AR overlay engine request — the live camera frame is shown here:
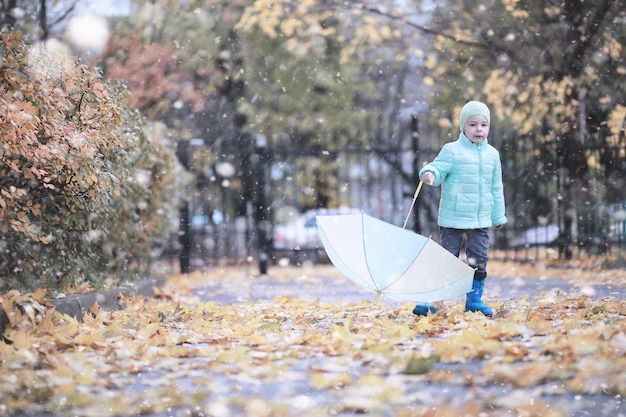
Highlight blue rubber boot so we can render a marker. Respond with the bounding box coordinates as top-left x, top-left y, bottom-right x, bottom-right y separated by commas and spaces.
412, 303, 436, 316
464, 279, 493, 316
